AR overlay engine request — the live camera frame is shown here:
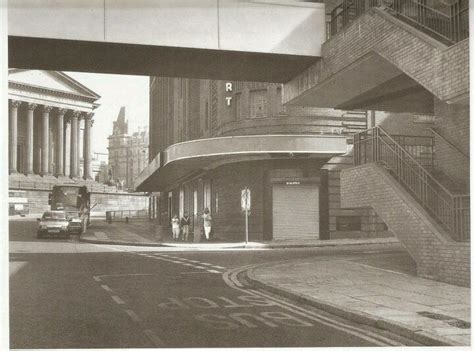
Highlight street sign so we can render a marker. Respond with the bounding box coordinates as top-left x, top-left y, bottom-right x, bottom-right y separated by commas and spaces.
241, 187, 251, 245
241, 188, 251, 212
